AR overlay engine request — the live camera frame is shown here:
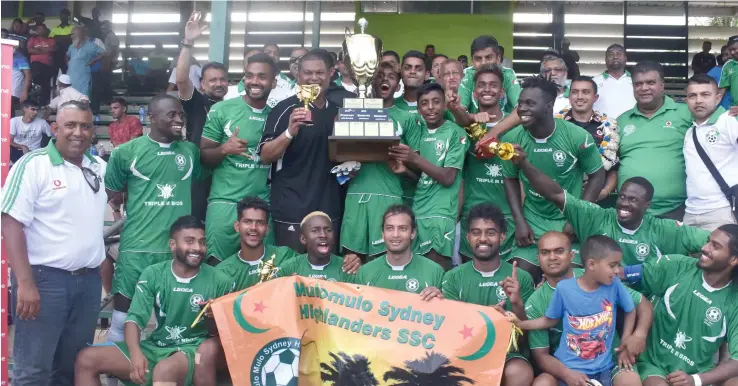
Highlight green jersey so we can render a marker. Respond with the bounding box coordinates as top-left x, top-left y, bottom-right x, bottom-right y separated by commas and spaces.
413, 121, 469, 220
127, 261, 234, 348
348, 107, 421, 197
216, 245, 298, 291
276, 254, 356, 283
502, 120, 603, 221
201, 97, 271, 202
562, 192, 709, 266
459, 66, 521, 114
719, 59, 738, 106
637, 254, 738, 375
616, 97, 692, 215
393, 97, 418, 116
462, 122, 511, 217
442, 260, 535, 309
356, 254, 444, 293
525, 268, 642, 353
105, 136, 203, 252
